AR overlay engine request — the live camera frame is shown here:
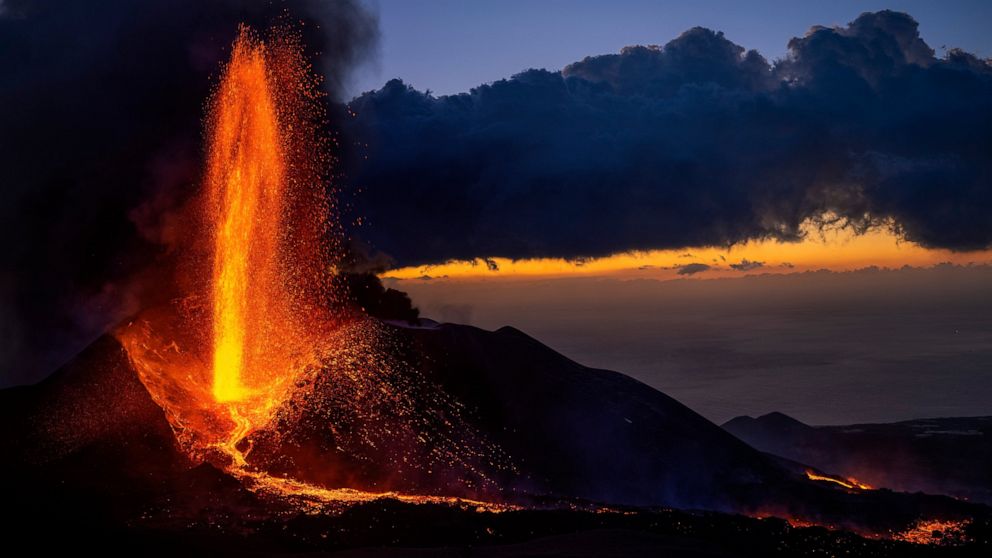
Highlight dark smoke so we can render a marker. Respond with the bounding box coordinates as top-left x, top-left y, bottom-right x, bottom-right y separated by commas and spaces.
341, 11, 992, 267
0, 0, 377, 386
